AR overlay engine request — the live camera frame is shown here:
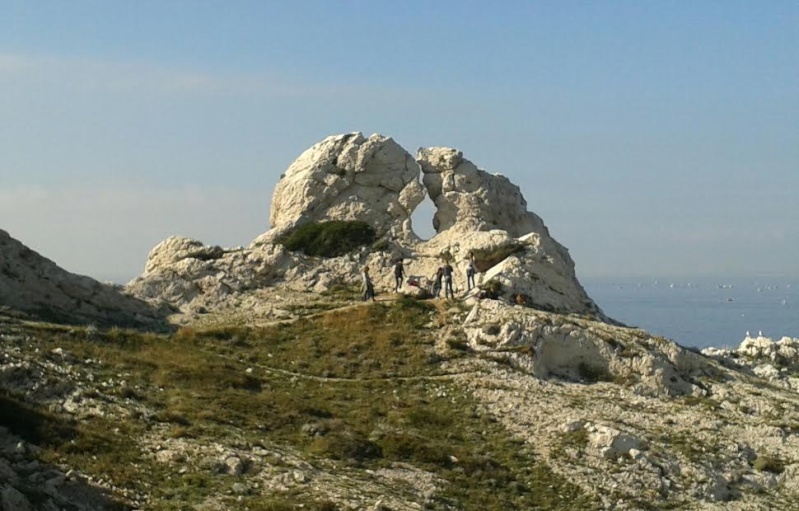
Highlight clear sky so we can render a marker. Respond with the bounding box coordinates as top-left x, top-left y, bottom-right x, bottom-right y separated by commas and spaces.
1, 1, 797, 283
